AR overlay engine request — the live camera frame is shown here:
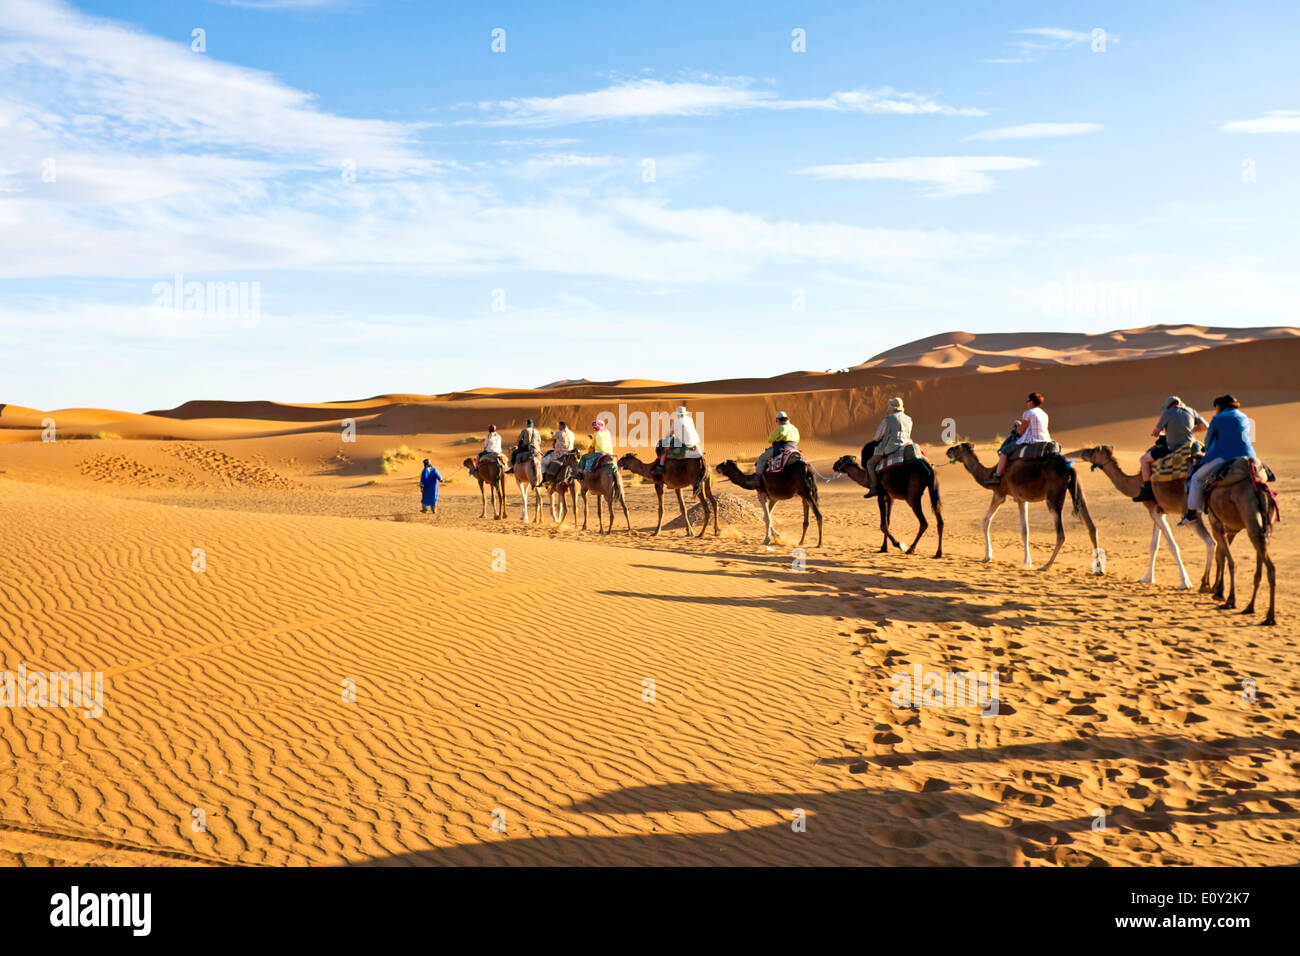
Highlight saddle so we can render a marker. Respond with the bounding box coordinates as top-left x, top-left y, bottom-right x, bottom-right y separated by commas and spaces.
767, 447, 801, 473
662, 444, 701, 461
583, 452, 614, 473
1010, 440, 1060, 461
874, 443, 926, 473
1202, 457, 1255, 491
1153, 440, 1201, 483
1203, 458, 1282, 522
510, 445, 536, 467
